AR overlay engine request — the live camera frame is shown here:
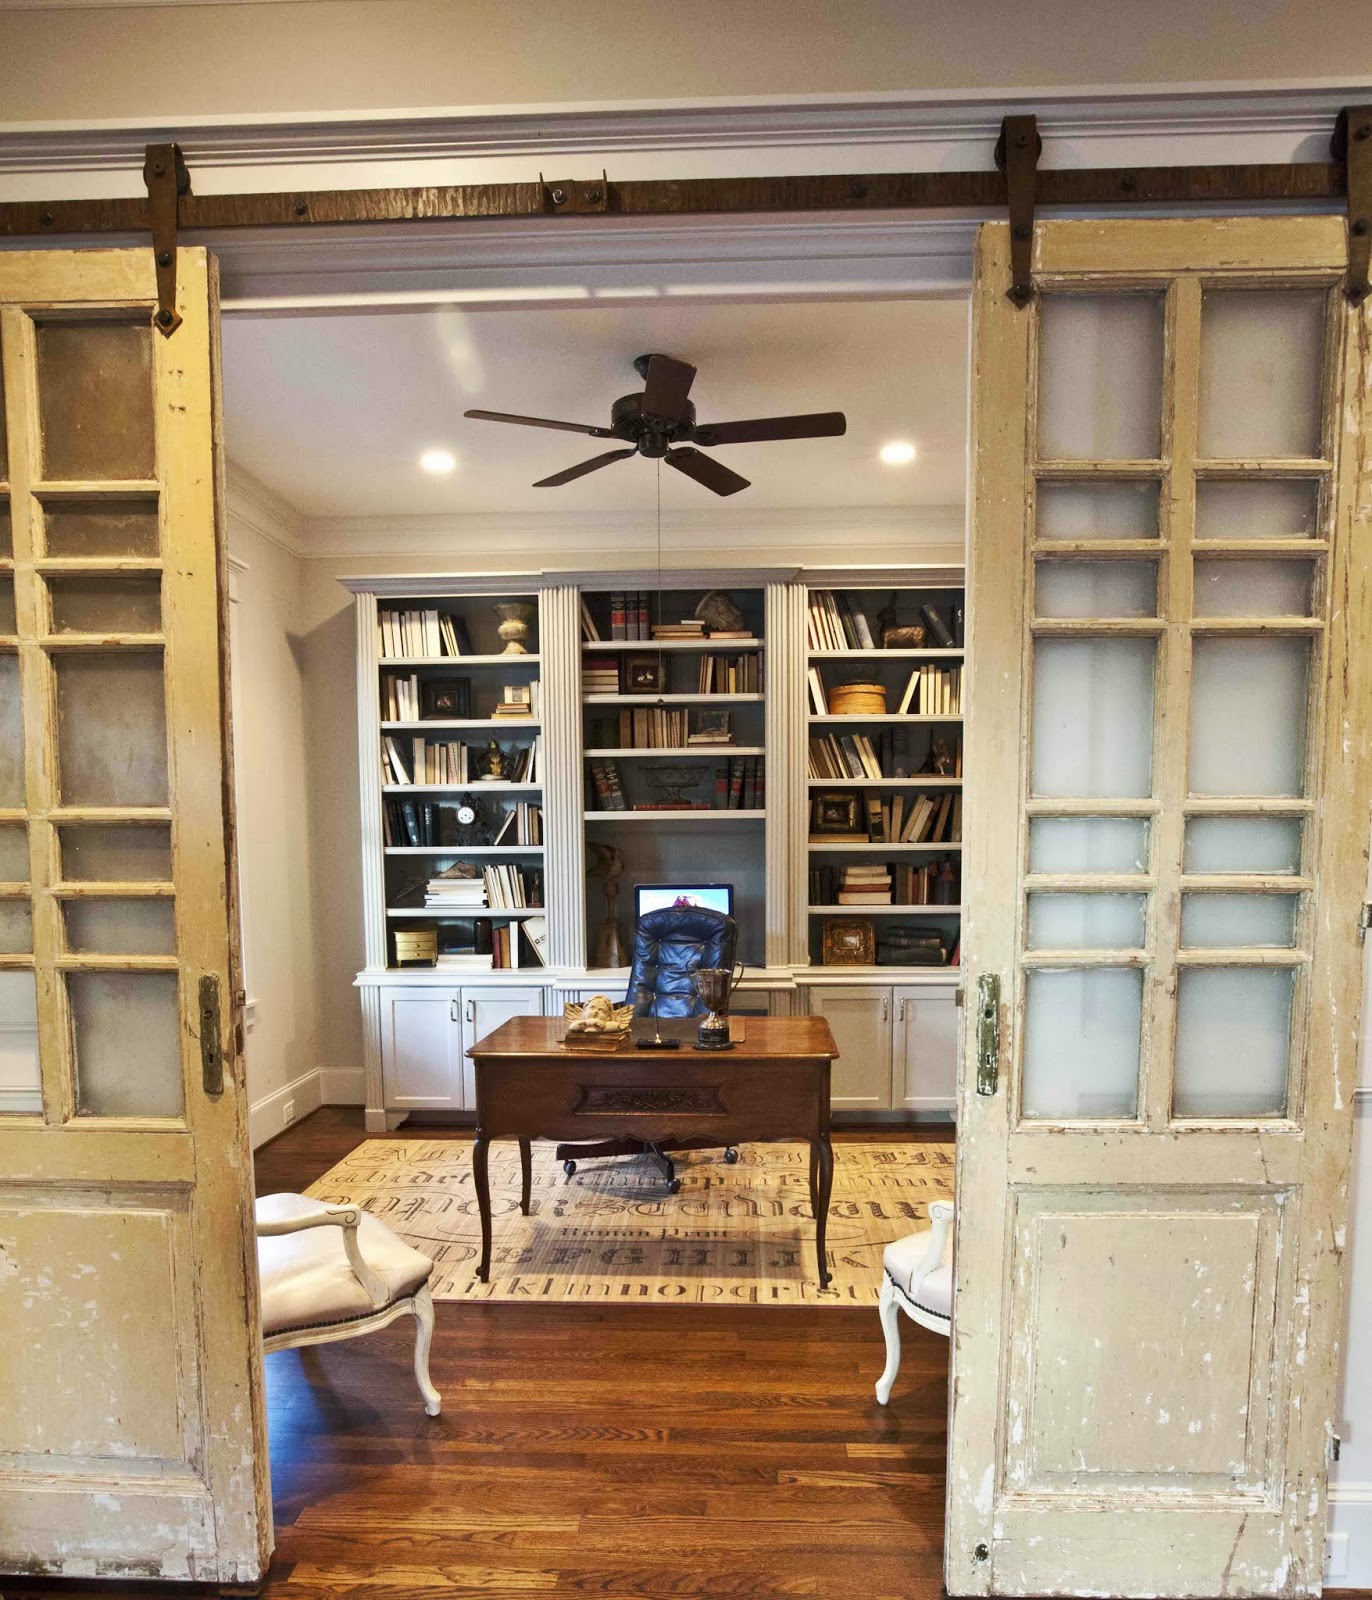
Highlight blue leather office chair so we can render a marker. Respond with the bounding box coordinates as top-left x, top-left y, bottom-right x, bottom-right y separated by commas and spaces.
556, 906, 739, 1192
